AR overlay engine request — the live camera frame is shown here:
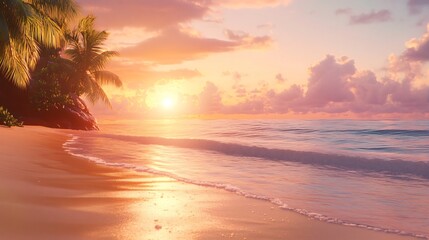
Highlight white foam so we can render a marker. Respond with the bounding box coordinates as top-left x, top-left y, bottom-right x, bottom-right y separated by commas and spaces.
62, 134, 428, 240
